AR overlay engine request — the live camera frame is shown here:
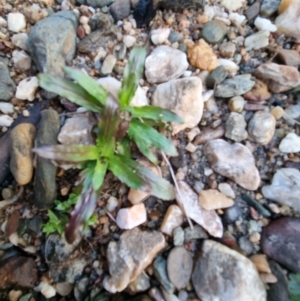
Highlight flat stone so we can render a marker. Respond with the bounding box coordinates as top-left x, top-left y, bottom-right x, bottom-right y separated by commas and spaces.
218, 183, 235, 198
254, 16, 277, 32
220, 0, 246, 11
249, 112, 276, 146
34, 110, 60, 209
173, 227, 184, 246
192, 240, 266, 301
184, 225, 208, 243
187, 39, 219, 72
26, 11, 78, 75
201, 20, 227, 44
199, 189, 234, 210
193, 125, 225, 145
245, 1, 260, 20
261, 217, 300, 273
110, 0, 130, 21
152, 77, 203, 134
0, 57, 16, 101
206, 66, 228, 89
151, 28, 171, 45
0, 102, 14, 114
15, 77, 39, 101
11, 33, 28, 50
7, 13, 26, 32
204, 139, 260, 190
10, 124, 36, 185
176, 181, 223, 238
244, 31, 270, 51
276, 49, 300, 67
167, 247, 193, 290
145, 45, 188, 84
261, 0, 281, 16
249, 254, 271, 274
101, 54, 116, 75
215, 74, 255, 98
262, 168, 300, 212
225, 112, 248, 142
254, 62, 300, 93
160, 204, 184, 236
103, 228, 165, 293
243, 79, 271, 102
279, 132, 300, 153
219, 42, 236, 58
12, 50, 31, 71
0, 257, 38, 289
